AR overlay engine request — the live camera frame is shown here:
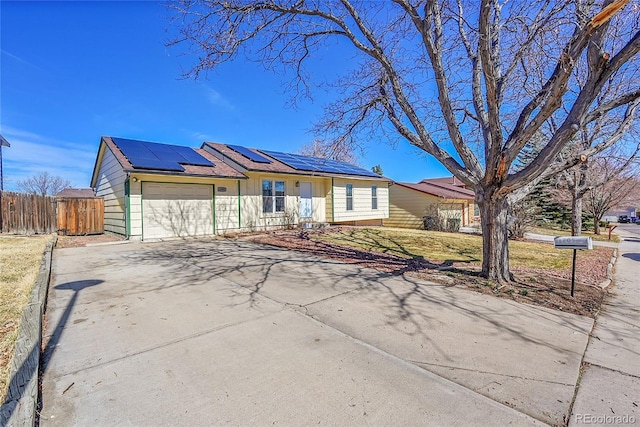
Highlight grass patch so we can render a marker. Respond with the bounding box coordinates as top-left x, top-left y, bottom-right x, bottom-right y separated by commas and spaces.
253, 226, 610, 317
312, 227, 573, 269
0, 235, 53, 402
530, 226, 620, 243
